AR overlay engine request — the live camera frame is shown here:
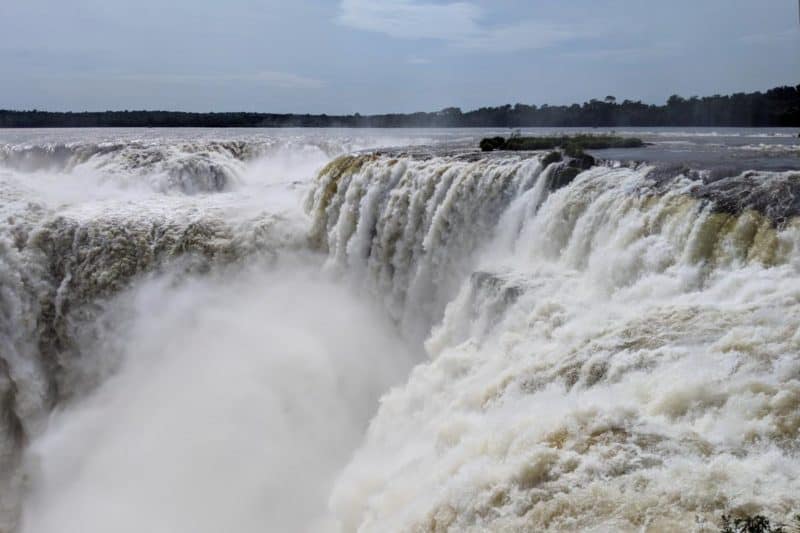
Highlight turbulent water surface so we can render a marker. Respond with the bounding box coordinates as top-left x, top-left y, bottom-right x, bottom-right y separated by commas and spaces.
0, 127, 799, 532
